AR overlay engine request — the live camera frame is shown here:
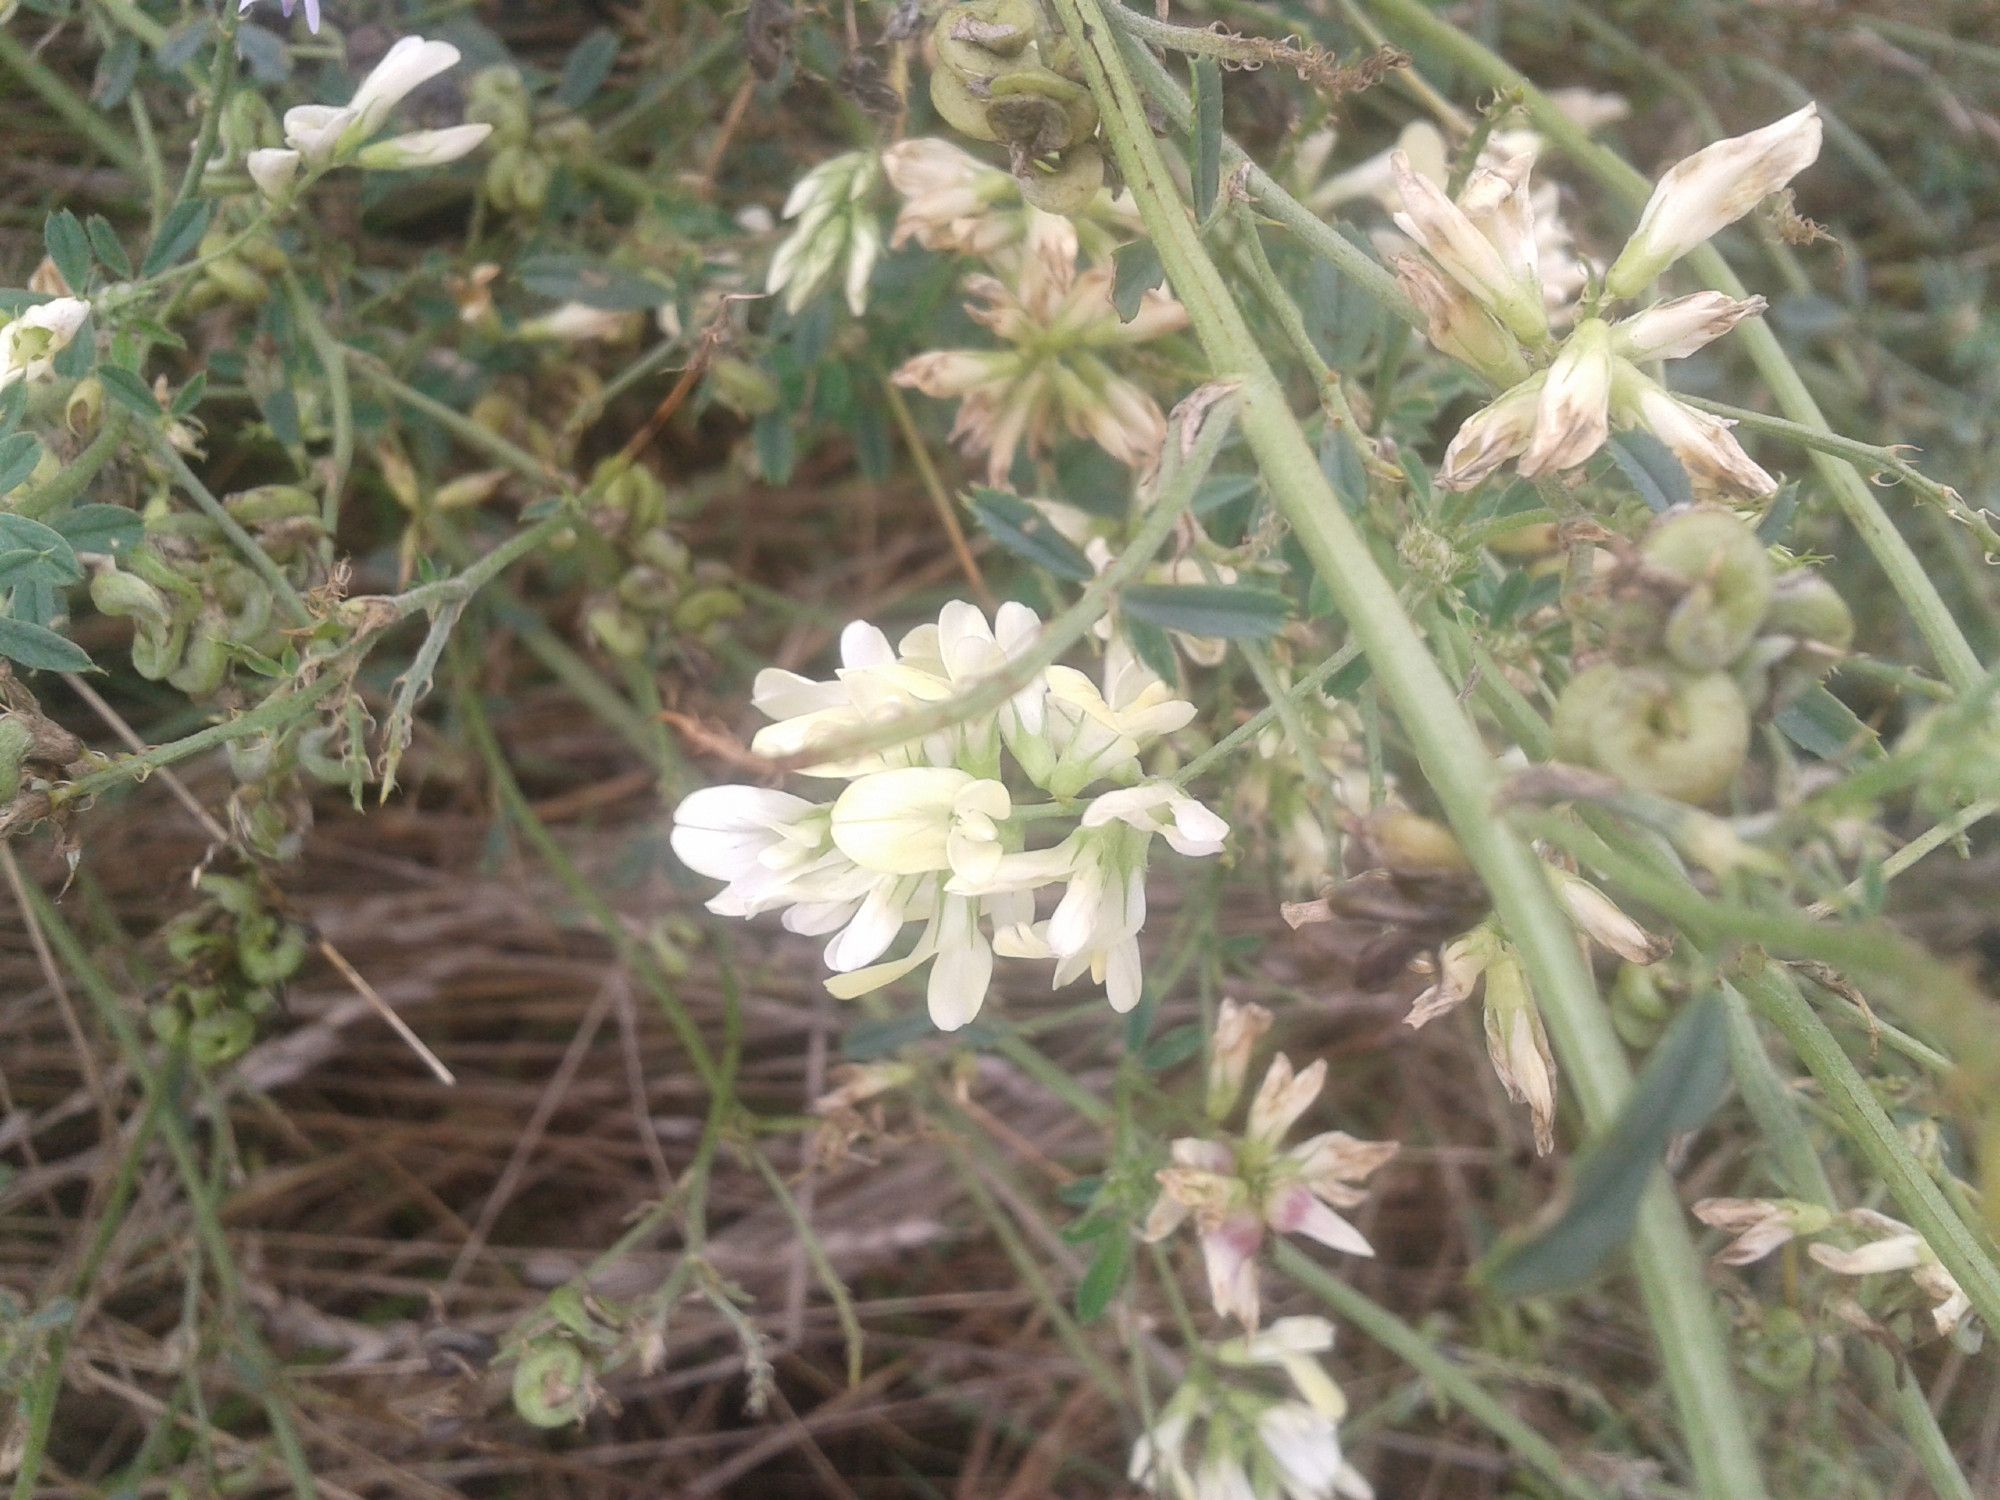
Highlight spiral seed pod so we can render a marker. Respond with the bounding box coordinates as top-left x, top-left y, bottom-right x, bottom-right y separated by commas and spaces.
1763, 570, 1854, 656
671, 585, 747, 637
512, 1338, 593, 1428
239, 917, 308, 986
1018, 140, 1104, 213
1641, 509, 1773, 670
1609, 961, 1672, 1048
168, 616, 231, 697
90, 564, 174, 631
188, 1008, 257, 1067
226, 484, 319, 526
1558, 663, 1751, 806
587, 602, 650, 661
